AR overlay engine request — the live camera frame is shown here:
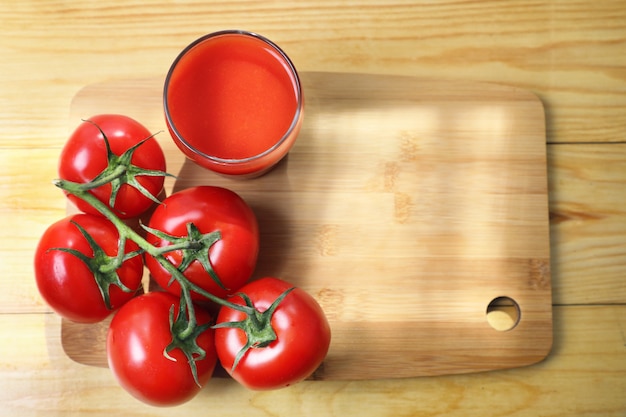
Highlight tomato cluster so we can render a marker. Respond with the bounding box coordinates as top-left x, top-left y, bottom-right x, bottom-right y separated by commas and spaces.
34, 115, 331, 407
